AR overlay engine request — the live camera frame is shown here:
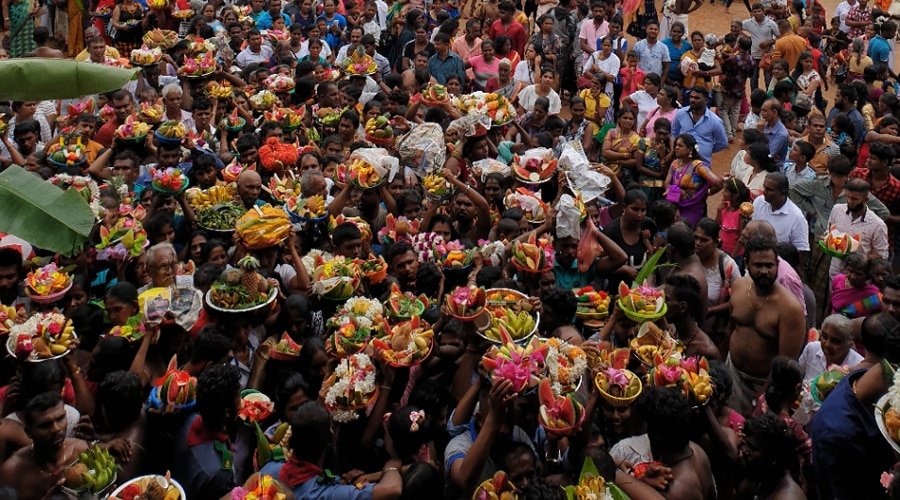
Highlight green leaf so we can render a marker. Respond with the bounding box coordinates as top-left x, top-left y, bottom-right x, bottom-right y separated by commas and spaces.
0, 59, 139, 101
0, 166, 95, 256
634, 245, 667, 287
579, 456, 600, 484
609, 484, 631, 500
254, 422, 272, 467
